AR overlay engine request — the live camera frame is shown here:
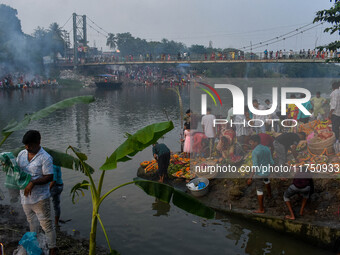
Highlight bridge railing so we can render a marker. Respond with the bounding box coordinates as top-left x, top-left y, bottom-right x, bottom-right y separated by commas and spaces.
58, 50, 336, 65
